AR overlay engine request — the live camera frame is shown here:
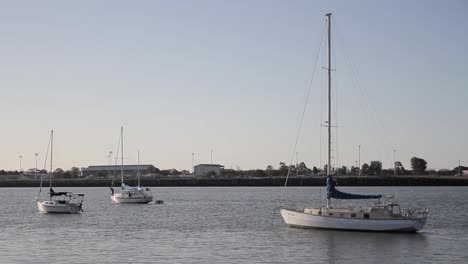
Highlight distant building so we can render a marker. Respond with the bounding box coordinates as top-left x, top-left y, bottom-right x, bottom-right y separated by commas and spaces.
82, 164, 158, 177
463, 170, 468, 176
194, 164, 224, 176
